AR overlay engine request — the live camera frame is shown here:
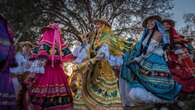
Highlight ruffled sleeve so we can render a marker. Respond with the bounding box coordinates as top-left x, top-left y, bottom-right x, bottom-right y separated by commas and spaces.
61, 46, 75, 62
31, 44, 74, 62
28, 60, 45, 74
9, 52, 28, 74
73, 45, 89, 64
97, 44, 123, 66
